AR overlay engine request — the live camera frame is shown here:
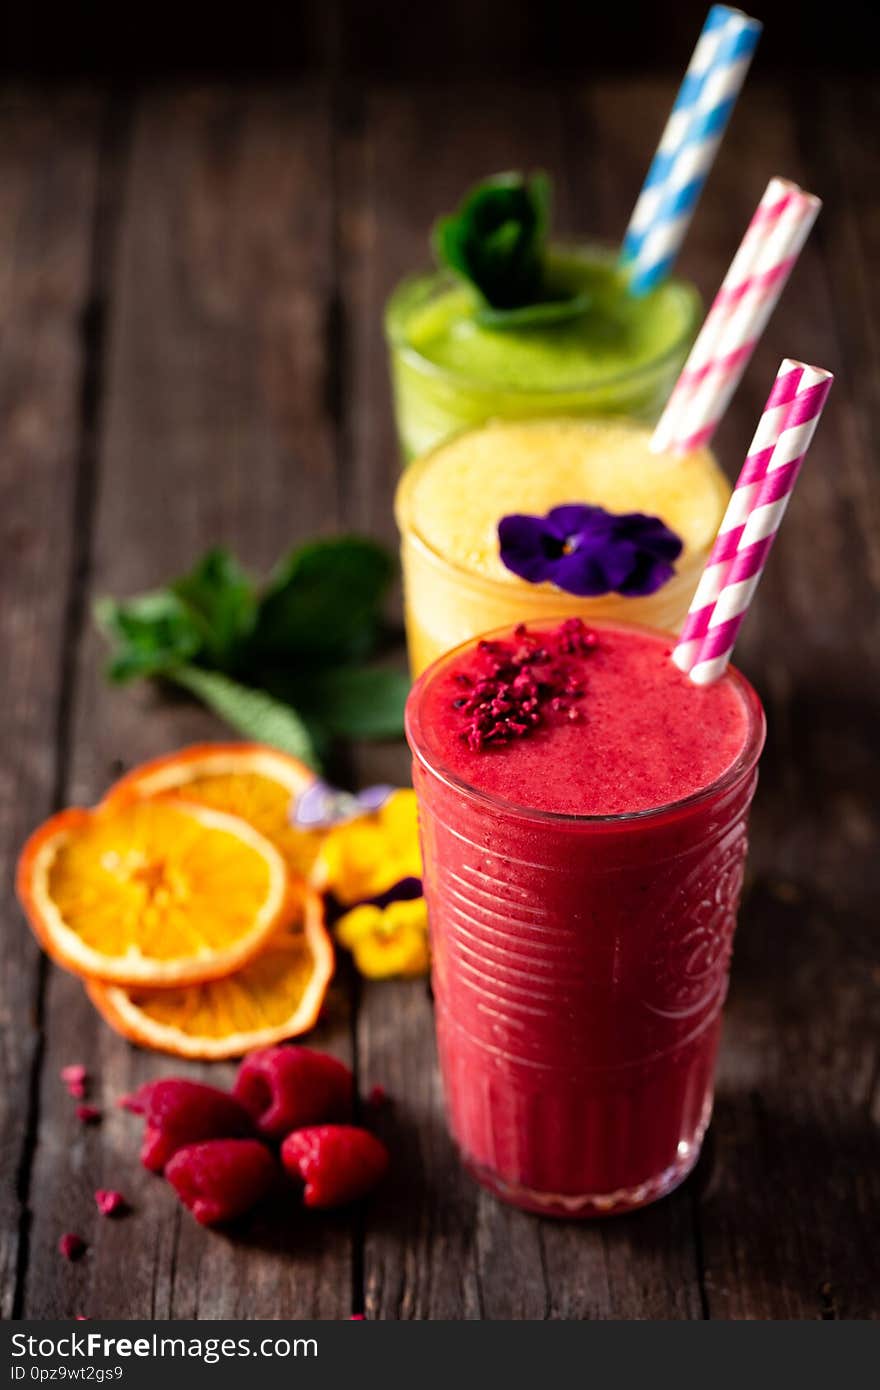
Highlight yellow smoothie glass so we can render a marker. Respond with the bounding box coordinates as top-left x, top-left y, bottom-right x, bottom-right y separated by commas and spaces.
395, 418, 730, 676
